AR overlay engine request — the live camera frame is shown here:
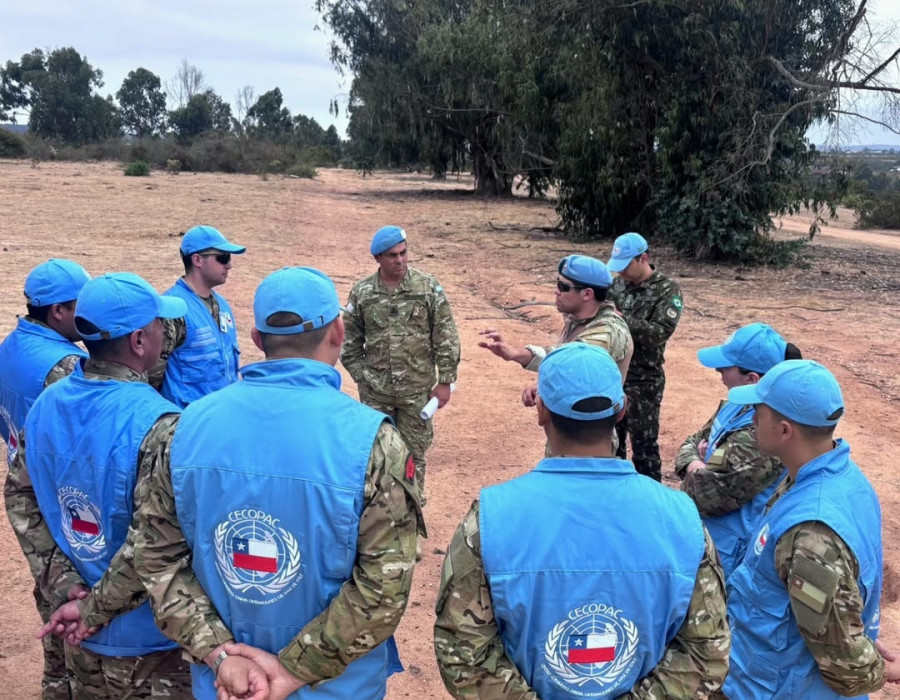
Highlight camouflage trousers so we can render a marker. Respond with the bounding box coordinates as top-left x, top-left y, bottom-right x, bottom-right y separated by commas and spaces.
34, 582, 71, 700
64, 646, 191, 700
358, 384, 433, 496
615, 375, 665, 481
